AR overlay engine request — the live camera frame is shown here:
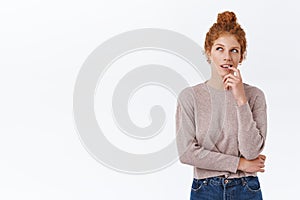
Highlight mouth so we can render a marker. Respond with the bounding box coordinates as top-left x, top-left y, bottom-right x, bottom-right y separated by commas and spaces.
220, 64, 233, 69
